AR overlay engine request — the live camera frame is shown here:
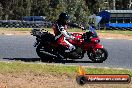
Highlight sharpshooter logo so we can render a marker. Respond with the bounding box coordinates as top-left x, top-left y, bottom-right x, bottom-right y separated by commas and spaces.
76, 66, 131, 85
